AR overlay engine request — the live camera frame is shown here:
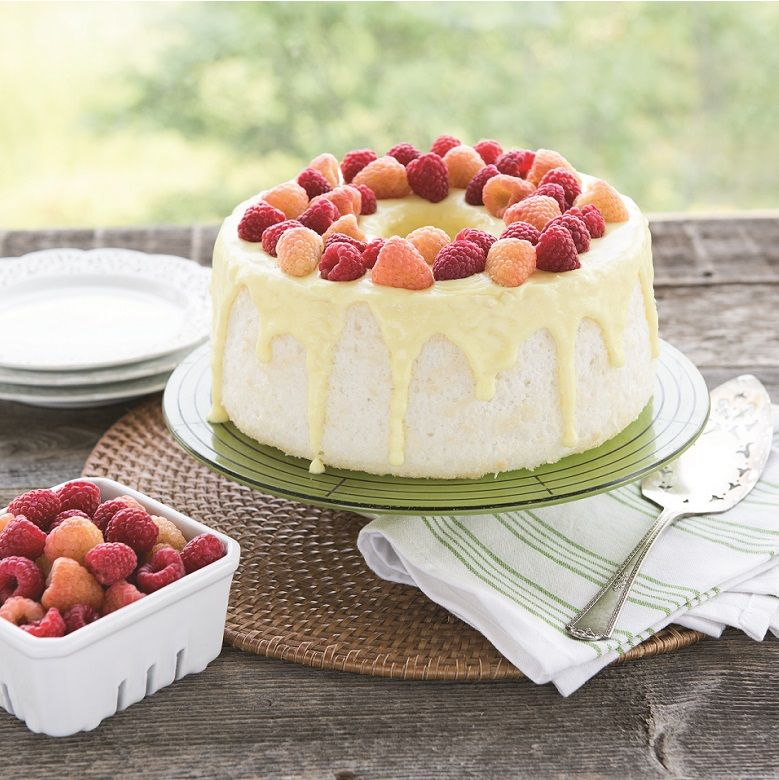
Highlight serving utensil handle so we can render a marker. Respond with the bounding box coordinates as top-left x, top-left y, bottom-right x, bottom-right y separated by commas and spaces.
565, 507, 681, 641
